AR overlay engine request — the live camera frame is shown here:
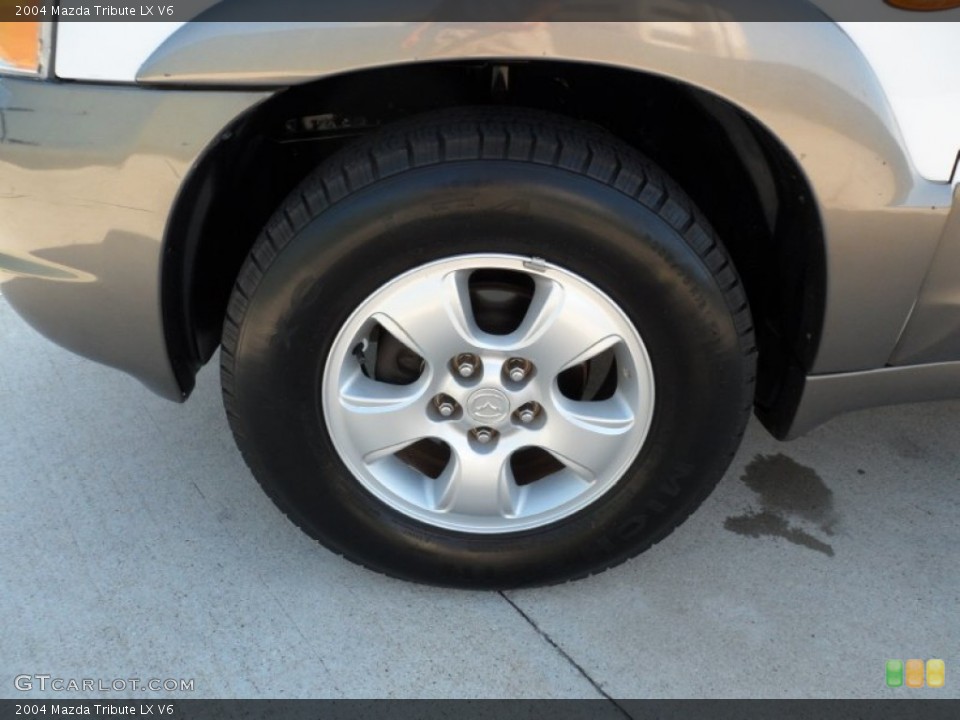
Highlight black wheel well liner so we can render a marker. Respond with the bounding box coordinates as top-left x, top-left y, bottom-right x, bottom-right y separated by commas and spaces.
160, 59, 824, 435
